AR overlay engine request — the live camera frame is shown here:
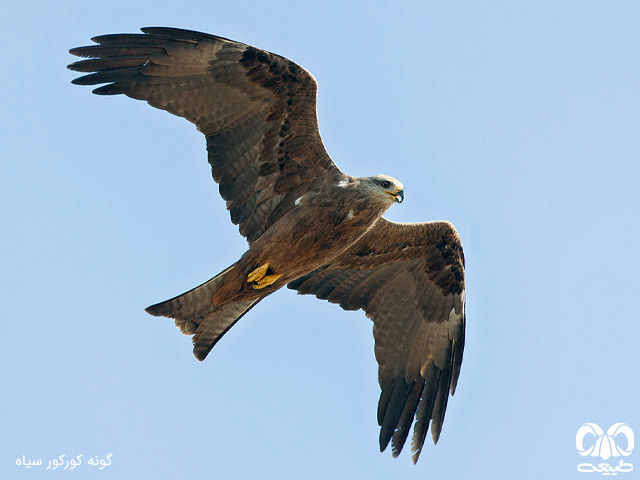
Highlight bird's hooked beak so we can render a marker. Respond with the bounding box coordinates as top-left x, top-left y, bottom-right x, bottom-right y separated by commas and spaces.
385, 188, 404, 203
